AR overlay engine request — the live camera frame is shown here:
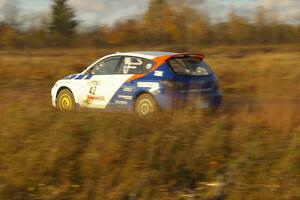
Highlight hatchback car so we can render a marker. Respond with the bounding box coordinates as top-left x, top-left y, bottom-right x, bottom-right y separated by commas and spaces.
51, 51, 222, 117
